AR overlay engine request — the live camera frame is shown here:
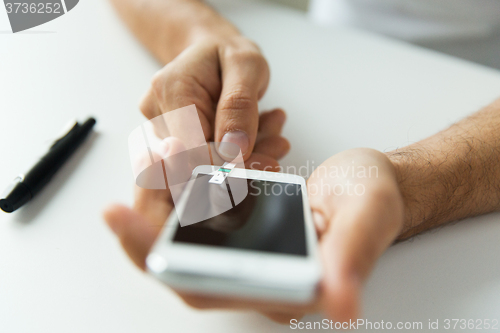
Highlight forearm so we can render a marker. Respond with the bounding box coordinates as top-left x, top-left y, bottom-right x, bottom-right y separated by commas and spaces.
109, 0, 240, 64
387, 98, 500, 240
